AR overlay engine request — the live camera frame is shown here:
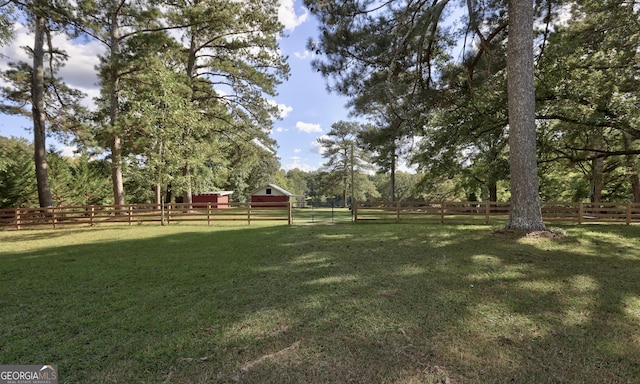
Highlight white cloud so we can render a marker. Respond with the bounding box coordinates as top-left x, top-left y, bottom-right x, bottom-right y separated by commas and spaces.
294, 50, 314, 60
296, 121, 322, 133
59, 145, 79, 158
282, 156, 318, 172
310, 137, 327, 155
294, 148, 301, 153
0, 23, 104, 110
275, 126, 288, 133
279, 0, 309, 31
269, 100, 293, 118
